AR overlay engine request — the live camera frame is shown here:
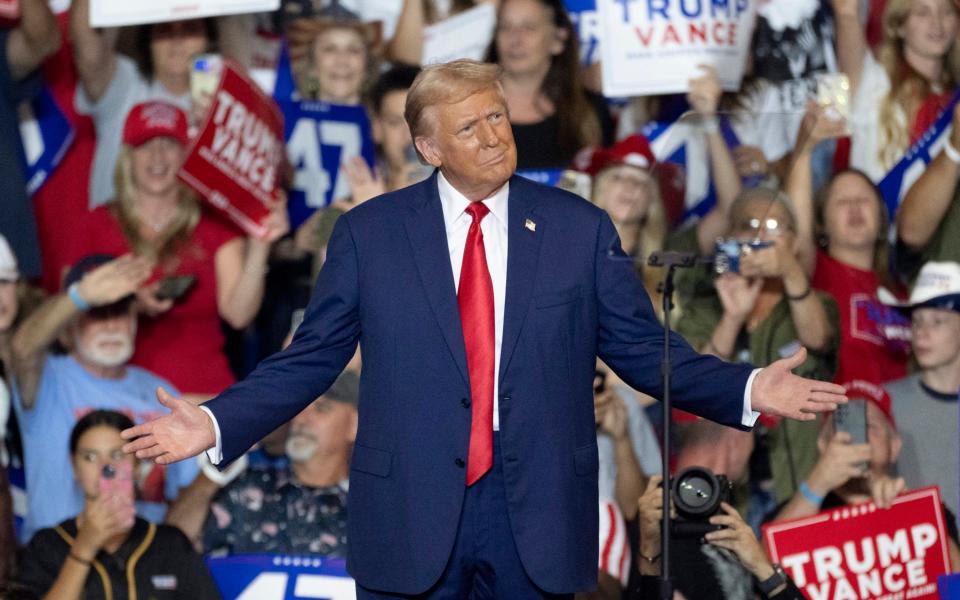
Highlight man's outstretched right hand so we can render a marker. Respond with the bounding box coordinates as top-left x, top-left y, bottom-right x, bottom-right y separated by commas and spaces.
121, 388, 216, 465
